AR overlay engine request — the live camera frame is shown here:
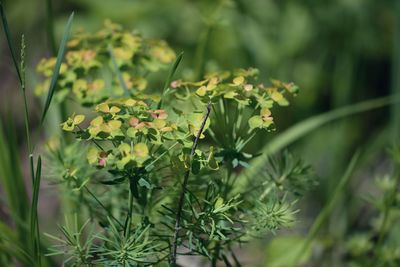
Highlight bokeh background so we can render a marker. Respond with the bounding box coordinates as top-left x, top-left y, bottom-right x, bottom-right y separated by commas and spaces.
1, 0, 399, 266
